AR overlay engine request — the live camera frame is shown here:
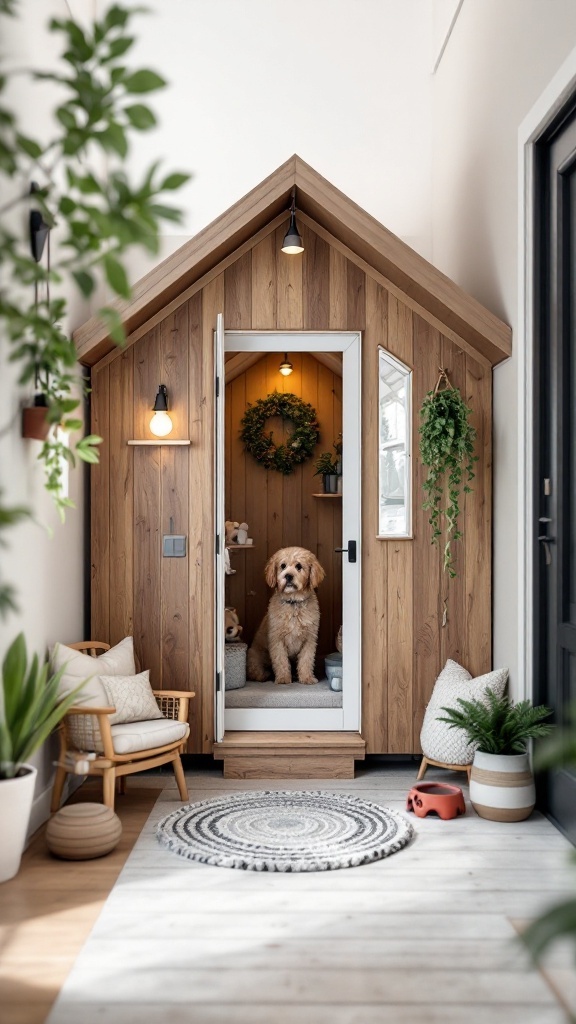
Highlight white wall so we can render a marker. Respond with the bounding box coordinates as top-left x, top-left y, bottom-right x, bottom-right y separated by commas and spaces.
431, 0, 576, 698
113, 0, 435, 280
0, 0, 93, 830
